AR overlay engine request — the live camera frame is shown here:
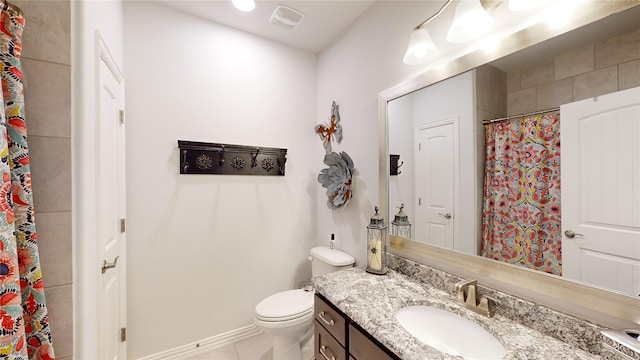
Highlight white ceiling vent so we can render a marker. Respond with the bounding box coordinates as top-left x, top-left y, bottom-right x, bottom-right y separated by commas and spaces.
269, 4, 304, 29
